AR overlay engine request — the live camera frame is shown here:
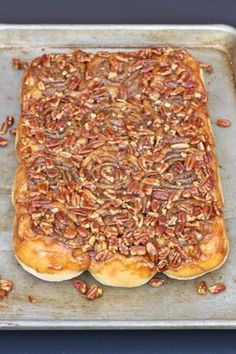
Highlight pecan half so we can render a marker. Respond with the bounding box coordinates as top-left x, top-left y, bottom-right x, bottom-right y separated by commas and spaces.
146, 242, 158, 262
86, 284, 103, 300
28, 294, 37, 303
12, 58, 28, 70
197, 280, 207, 295
216, 119, 231, 128
130, 245, 146, 256
72, 278, 87, 294
208, 282, 226, 295
0, 121, 8, 135
10, 128, 16, 136
6, 115, 14, 128
0, 289, 7, 299
200, 63, 213, 74
0, 137, 8, 146
0, 279, 13, 299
